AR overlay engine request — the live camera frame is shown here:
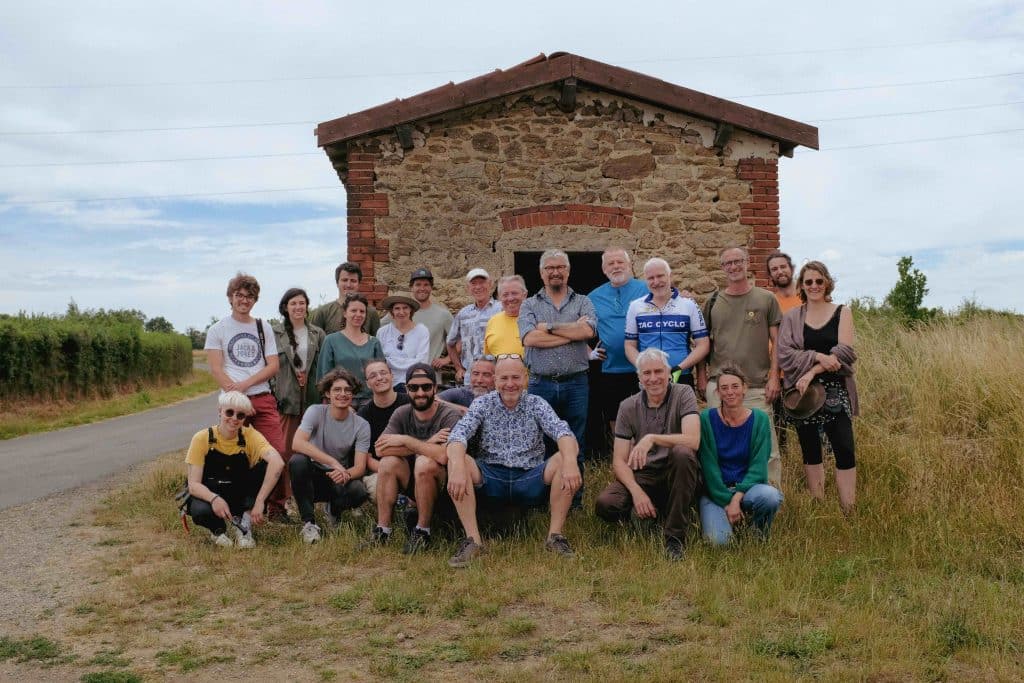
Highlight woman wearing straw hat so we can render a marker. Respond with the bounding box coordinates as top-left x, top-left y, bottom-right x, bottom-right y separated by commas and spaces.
777, 261, 859, 514
377, 292, 431, 392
